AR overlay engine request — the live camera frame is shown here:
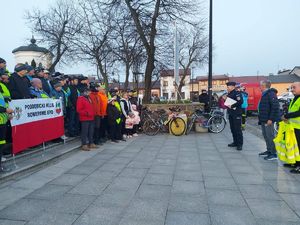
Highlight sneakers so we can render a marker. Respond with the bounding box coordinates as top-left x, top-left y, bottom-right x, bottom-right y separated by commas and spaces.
264, 154, 278, 161
283, 164, 296, 168
228, 143, 237, 147
123, 135, 127, 139
111, 140, 119, 143
133, 133, 138, 137
81, 145, 90, 151
259, 151, 270, 156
